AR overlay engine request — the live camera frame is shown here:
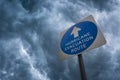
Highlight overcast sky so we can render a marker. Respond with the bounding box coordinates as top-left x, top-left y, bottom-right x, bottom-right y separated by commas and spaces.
0, 0, 120, 80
